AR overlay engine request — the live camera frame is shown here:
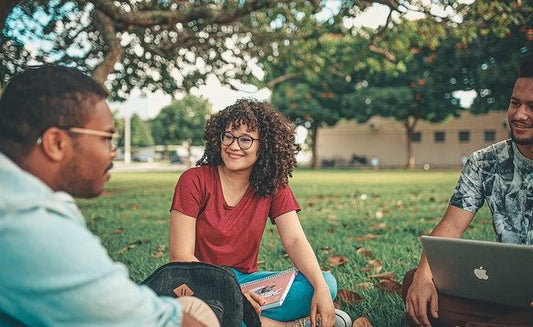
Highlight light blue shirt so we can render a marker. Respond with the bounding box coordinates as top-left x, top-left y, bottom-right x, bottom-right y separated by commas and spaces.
0, 152, 183, 326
